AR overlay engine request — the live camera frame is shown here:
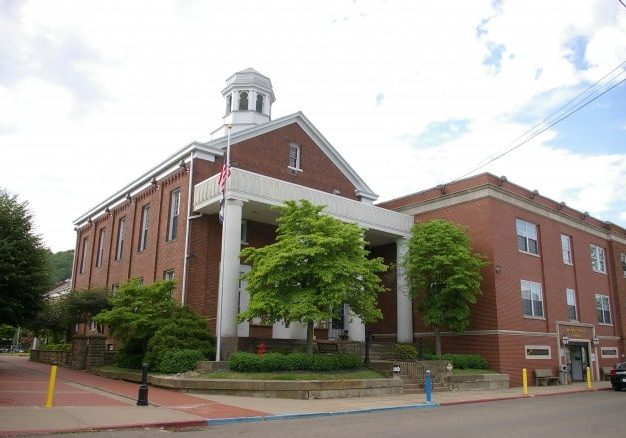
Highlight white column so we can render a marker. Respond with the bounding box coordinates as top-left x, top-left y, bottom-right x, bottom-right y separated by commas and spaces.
396, 238, 413, 343
346, 308, 365, 342
219, 198, 244, 338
